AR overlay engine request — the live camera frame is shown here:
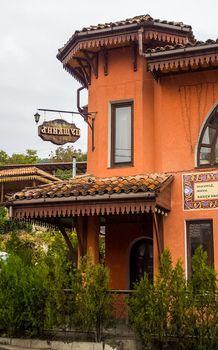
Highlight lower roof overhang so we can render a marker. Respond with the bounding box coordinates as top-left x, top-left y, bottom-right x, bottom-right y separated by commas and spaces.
6, 186, 171, 224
